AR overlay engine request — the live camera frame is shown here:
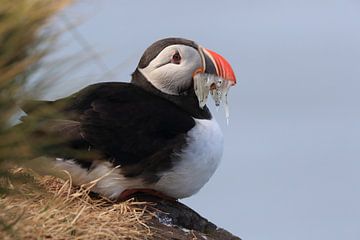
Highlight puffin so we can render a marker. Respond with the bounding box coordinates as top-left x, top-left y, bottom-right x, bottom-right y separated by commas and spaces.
22, 37, 236, 200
